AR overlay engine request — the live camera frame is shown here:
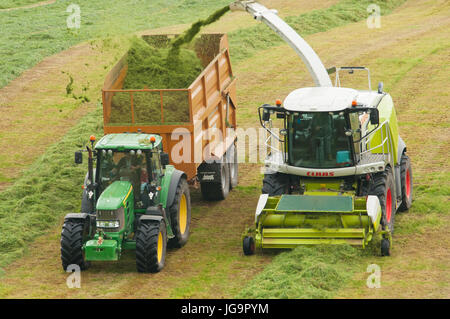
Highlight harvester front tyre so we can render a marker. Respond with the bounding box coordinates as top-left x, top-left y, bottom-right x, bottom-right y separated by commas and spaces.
168, 178, 191, 248
243, 236, 255, 256
381, 238, 391, 256
200, 160, 230, 201
398, 154, 413, 212
370, 167, 396, 233
262, 173, 289, 196
136, 220, 167, 273
60, 219, 90, 271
